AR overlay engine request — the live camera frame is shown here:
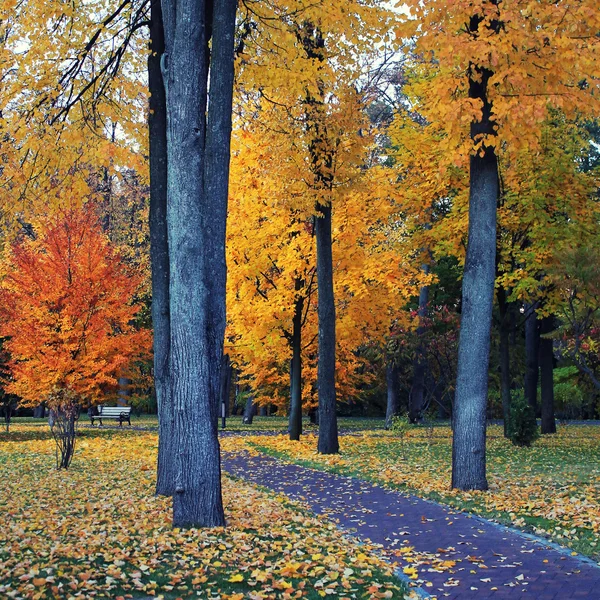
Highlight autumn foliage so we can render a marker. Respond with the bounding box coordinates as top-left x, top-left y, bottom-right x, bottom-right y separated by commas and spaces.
0, 207, 150, 408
